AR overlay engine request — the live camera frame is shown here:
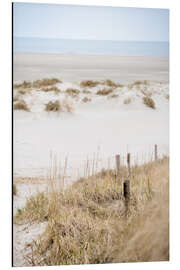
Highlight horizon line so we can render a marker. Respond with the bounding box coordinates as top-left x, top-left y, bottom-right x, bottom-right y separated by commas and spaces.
13, 36, 169, 43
